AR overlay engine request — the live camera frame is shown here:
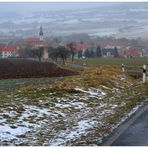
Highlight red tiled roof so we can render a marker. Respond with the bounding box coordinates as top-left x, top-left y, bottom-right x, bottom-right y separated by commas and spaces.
65, 42, 91, 51
144, 45, 148, 51
97, 39, 131, 48
17, 37, 49, 48
119, 47, 141, 57
0, 45, 18, 52
74, 42, 90, 51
